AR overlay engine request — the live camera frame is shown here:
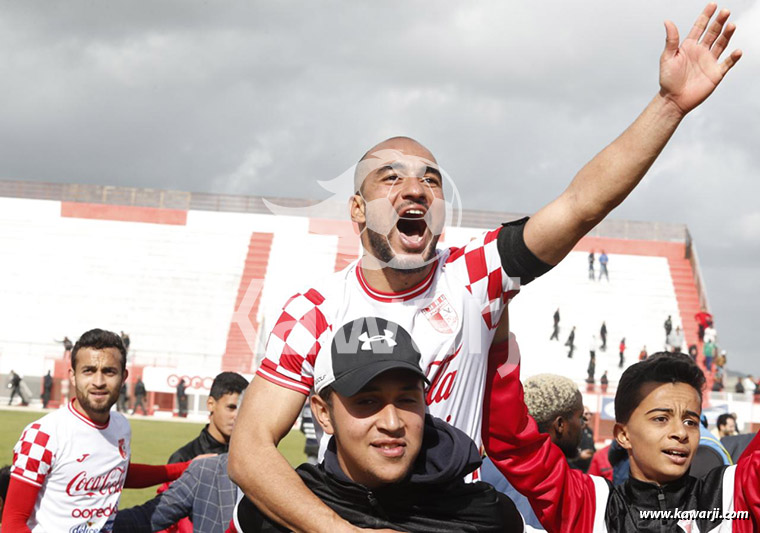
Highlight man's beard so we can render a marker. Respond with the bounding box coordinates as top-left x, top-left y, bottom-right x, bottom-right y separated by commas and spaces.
365, 228, 438, 274
77, 387, 119, 414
